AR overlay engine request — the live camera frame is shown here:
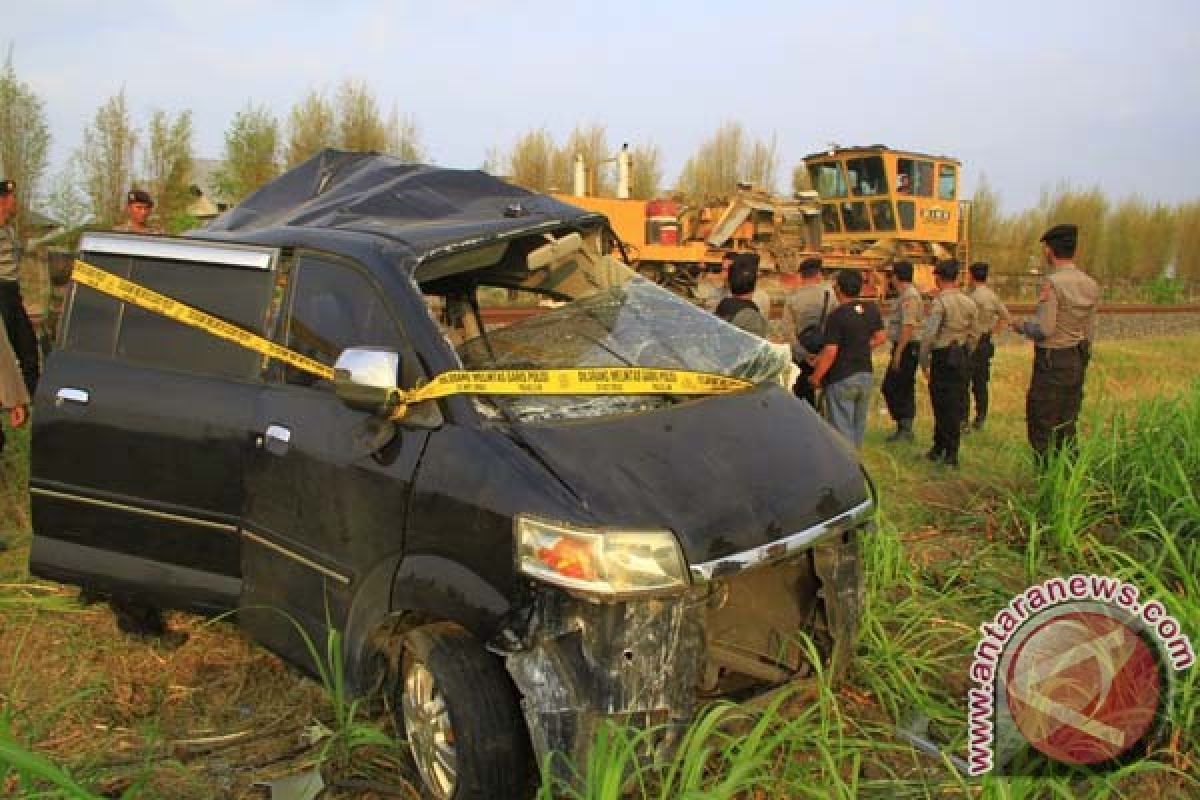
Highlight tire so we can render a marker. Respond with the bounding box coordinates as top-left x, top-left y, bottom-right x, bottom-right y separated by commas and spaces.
397, 622, 533, 800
